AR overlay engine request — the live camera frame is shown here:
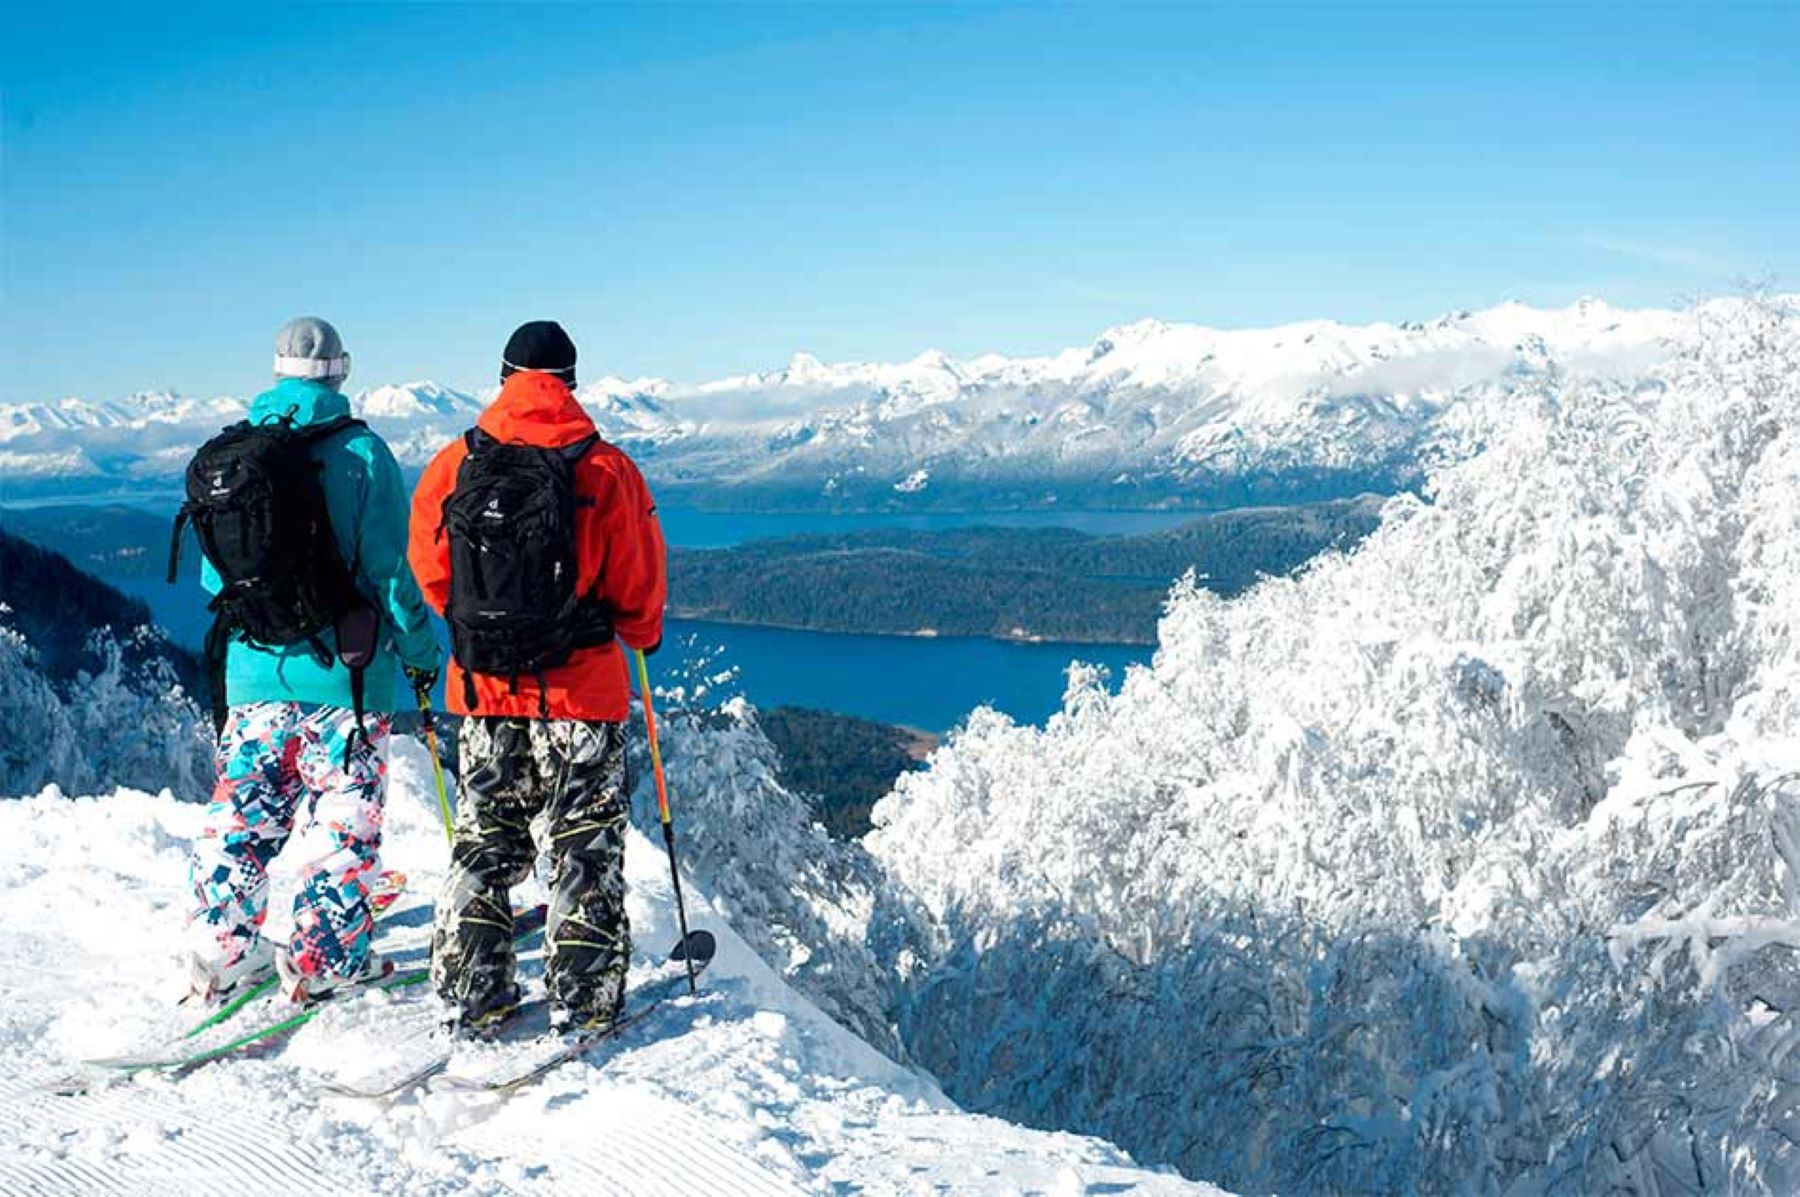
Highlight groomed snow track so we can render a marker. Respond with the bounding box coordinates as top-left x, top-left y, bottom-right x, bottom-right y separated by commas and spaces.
0, 780, 1216, 1195
0, 1068, 803, 1197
